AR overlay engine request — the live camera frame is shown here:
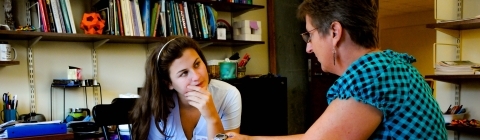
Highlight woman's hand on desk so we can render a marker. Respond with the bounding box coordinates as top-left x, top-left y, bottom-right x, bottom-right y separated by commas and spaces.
185, 85, 218, 120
